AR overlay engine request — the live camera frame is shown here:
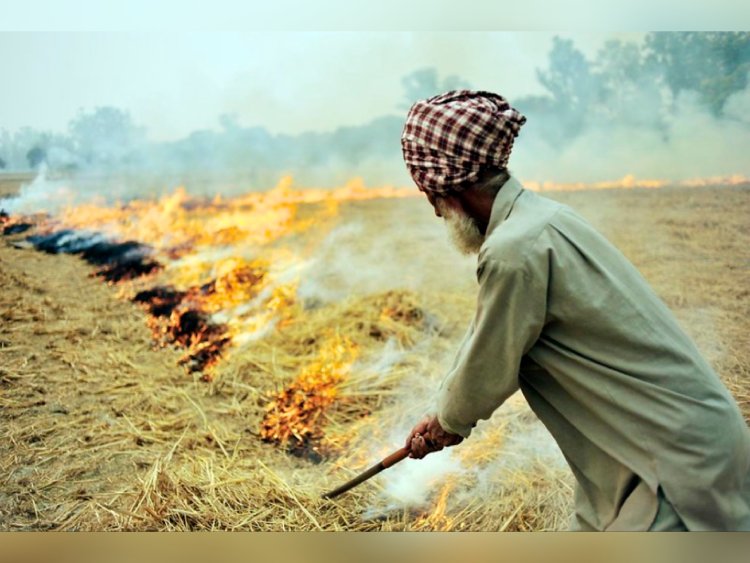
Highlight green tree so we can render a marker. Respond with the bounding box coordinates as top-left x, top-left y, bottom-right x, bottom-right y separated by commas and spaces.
644, 32, 750, 115
536, 36, 605, 138
69, 106, 145, 165
26, 145, 47, 168
592, 39, 666, 132
595, 40, 651, 91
